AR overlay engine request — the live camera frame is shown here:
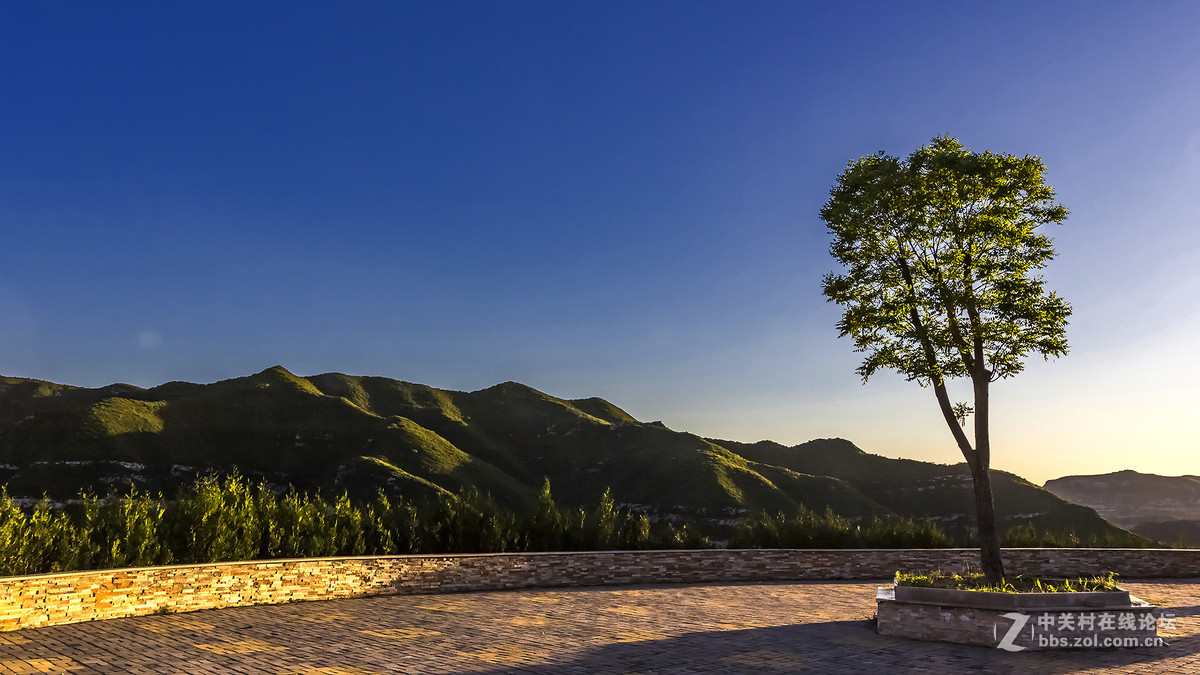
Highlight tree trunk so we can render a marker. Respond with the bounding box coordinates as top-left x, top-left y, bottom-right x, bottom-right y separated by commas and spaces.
968, 460, 1005, 583
930, 372, 1007, 583
908, 282, 1007, 583
970, 373, 1005, 584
